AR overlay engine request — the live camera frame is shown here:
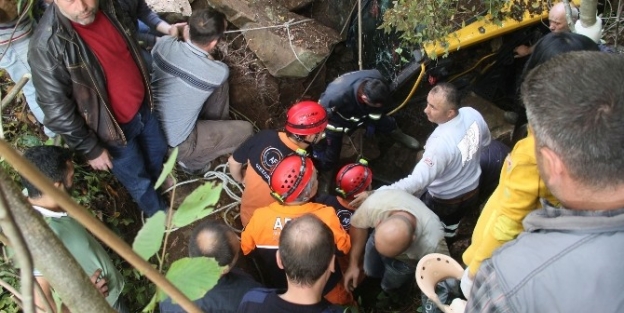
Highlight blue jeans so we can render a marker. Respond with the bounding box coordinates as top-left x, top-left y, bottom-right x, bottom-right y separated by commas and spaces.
107, 105, 167, 216
0, 37, 55, 137
363, 231, 415, 294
